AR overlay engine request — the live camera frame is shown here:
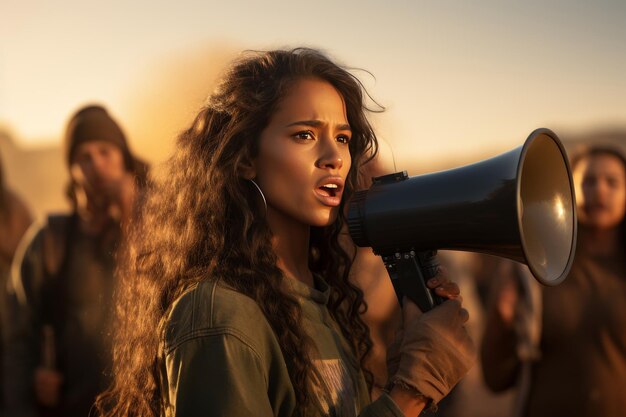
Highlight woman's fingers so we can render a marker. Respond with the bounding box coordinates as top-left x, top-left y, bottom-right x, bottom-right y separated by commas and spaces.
426, 266, 449, 288
434, 282, 461, 299
427, 266, 460, 299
